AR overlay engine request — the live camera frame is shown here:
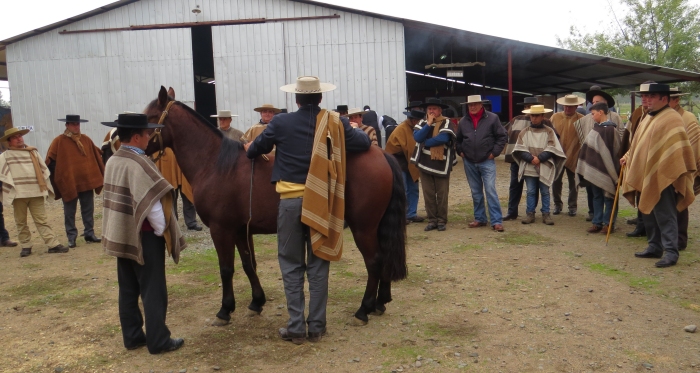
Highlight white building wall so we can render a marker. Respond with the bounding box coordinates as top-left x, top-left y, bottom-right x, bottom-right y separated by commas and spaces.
6, 0, 407, 153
